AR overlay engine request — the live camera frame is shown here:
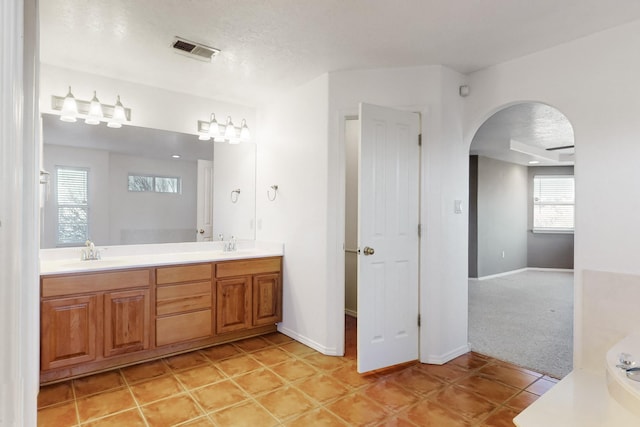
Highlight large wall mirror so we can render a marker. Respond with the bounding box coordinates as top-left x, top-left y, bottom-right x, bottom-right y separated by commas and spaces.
41, 113, 256, 248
